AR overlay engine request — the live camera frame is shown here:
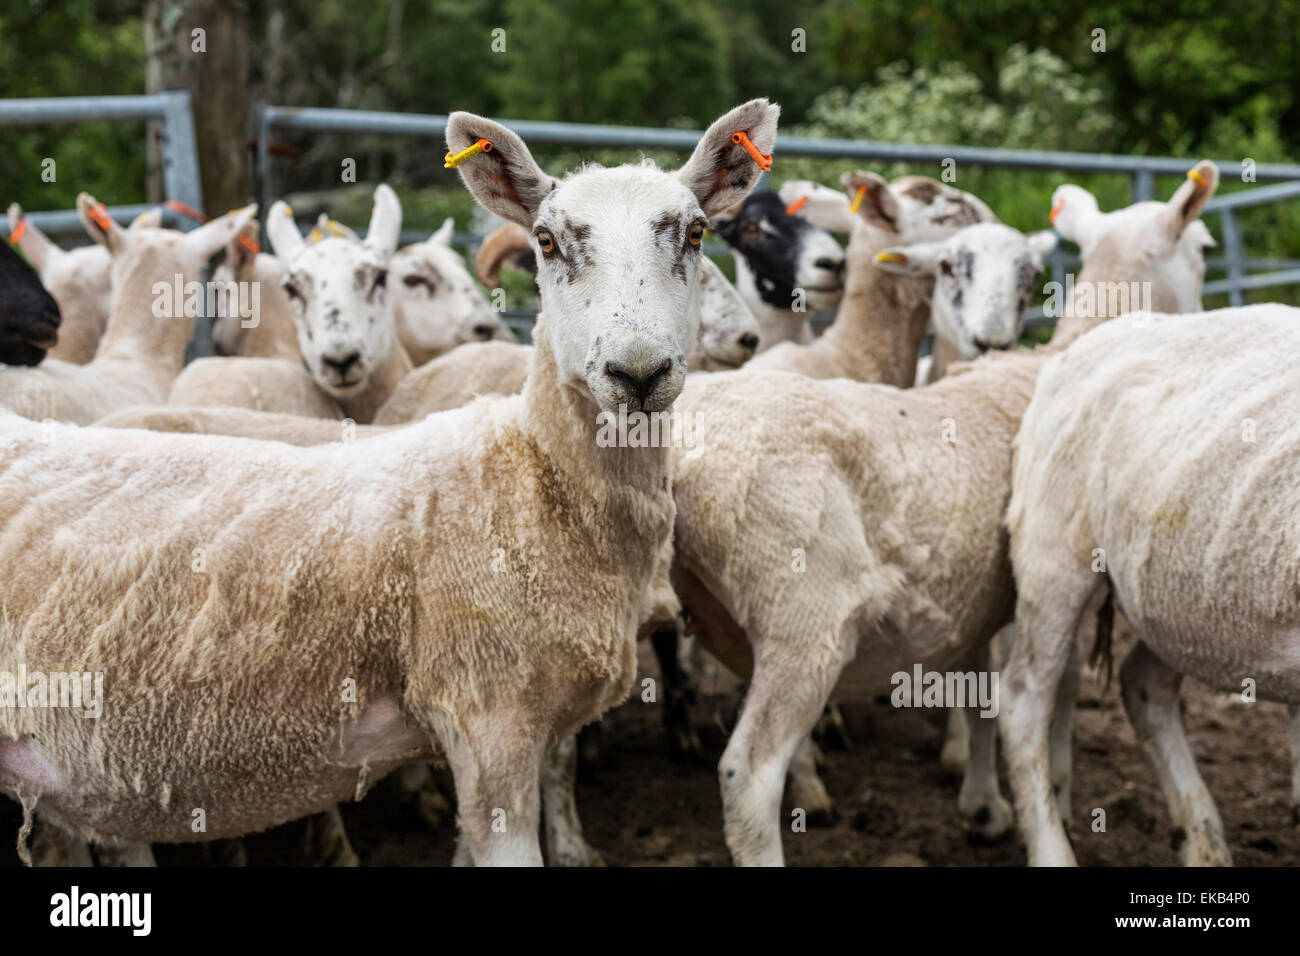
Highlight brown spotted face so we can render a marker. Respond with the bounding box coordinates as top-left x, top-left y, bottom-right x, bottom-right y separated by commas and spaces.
532, 166, 706, 413
281, 238, 394, 396
876, 223, 1057, 359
